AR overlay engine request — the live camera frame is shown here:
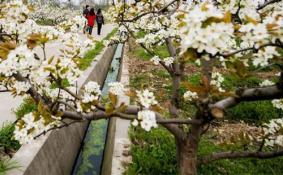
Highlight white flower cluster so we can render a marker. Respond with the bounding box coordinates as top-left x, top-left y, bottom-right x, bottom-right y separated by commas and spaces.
77, 81, 101, 113
132, 110, 157, 131
150, 56, 174, 66
1, 0, 30, 22
59, 33, 94, 59
164, 57, 174, 66
272, 99, 283, 111
0, 45, 39, 77
183, 91, 198, 102
151, 56, 161, 65
30, 1, 80, 26
136, 89, 158, 108
132, 110, 158, 132
0, 1, 102, 143
111, 1, 179, 48
133, 90, 159, 131
211, 72, 225, 92
13, 81, 31, 95
253, 47, 280, 67
14, 112, 61, 144
82, 81, 101, 103
181, 3, 235, 55
108, 82, 126, 96
263, 118, 283, 147
195, 59, 201, 66
260, 80, 275, 87
217, 0, 265, 21
239, 23, 269, 48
